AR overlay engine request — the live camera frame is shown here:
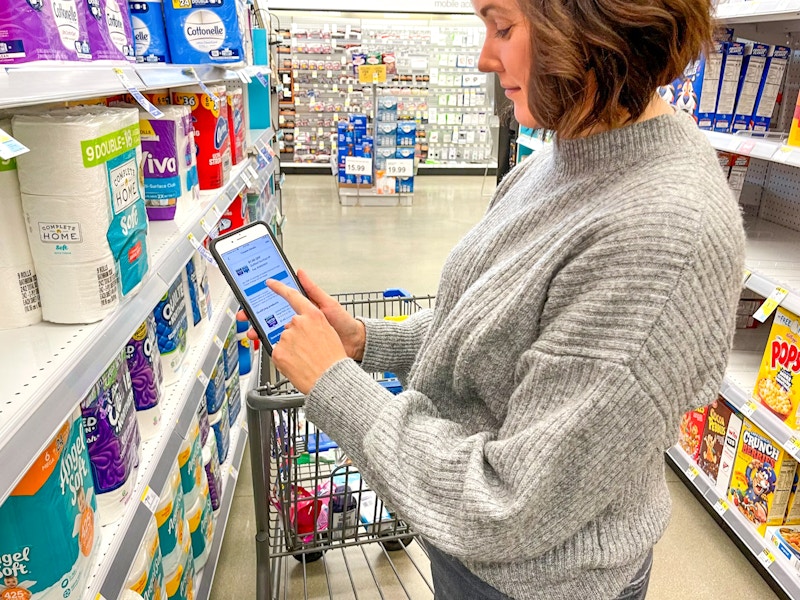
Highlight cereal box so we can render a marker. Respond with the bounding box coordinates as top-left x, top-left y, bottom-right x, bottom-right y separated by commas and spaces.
784, 467, 800, 525
679, 407, 708, 463
715, 405, 744, 499
698, 397, 740, 485
754, 307, 800, 428
767, 525, 800, 575
728, 419, 797, 536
